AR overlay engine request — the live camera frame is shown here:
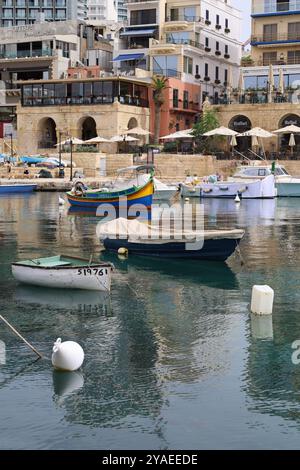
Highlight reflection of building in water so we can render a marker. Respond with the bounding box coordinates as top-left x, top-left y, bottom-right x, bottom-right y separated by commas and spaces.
0, 339, 5, 365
